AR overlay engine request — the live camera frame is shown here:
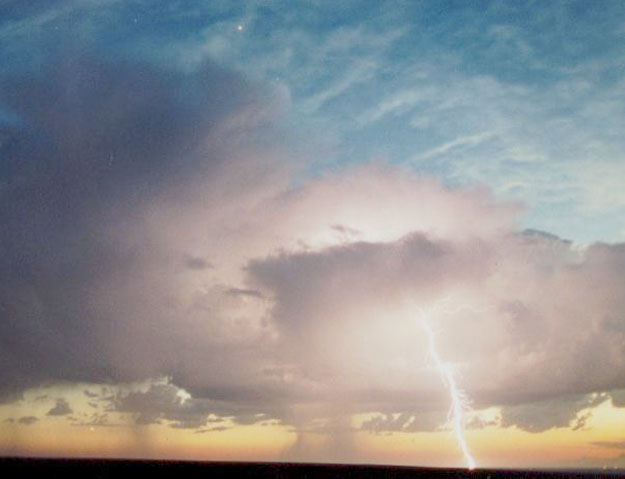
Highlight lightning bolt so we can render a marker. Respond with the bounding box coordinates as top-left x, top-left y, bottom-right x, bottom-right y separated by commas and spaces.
418, 306, 477, 470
